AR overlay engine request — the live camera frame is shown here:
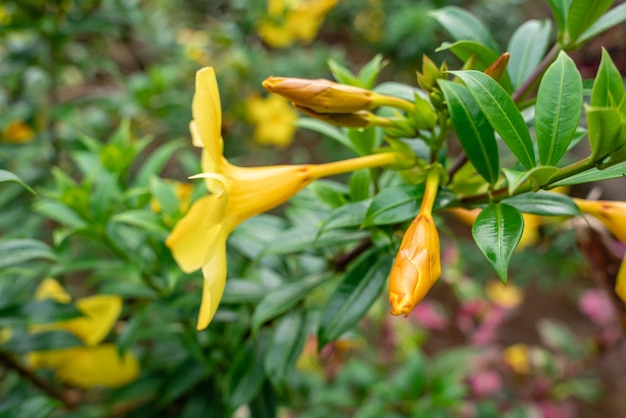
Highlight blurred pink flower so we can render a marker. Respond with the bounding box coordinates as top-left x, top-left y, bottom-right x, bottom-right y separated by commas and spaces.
537, 401, 575, 418
410, 301, 448, 330
578, 289, 616, 326
468, 370, 503, 398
